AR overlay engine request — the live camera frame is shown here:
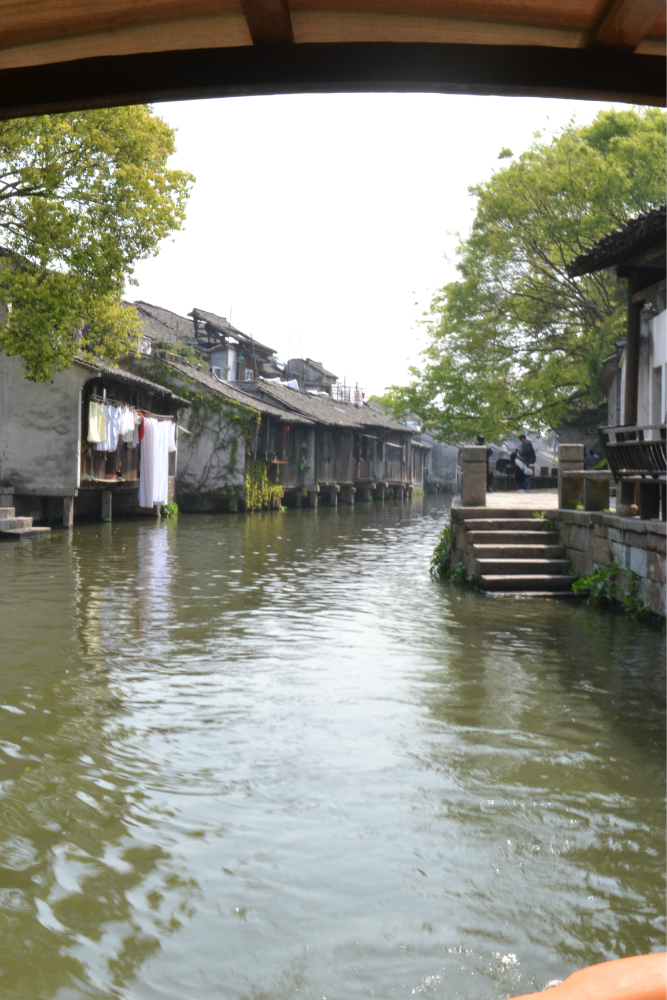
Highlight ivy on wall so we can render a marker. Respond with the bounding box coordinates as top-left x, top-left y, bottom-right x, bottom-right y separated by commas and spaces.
123, 357, 261, 506
245, 460, 283, 511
